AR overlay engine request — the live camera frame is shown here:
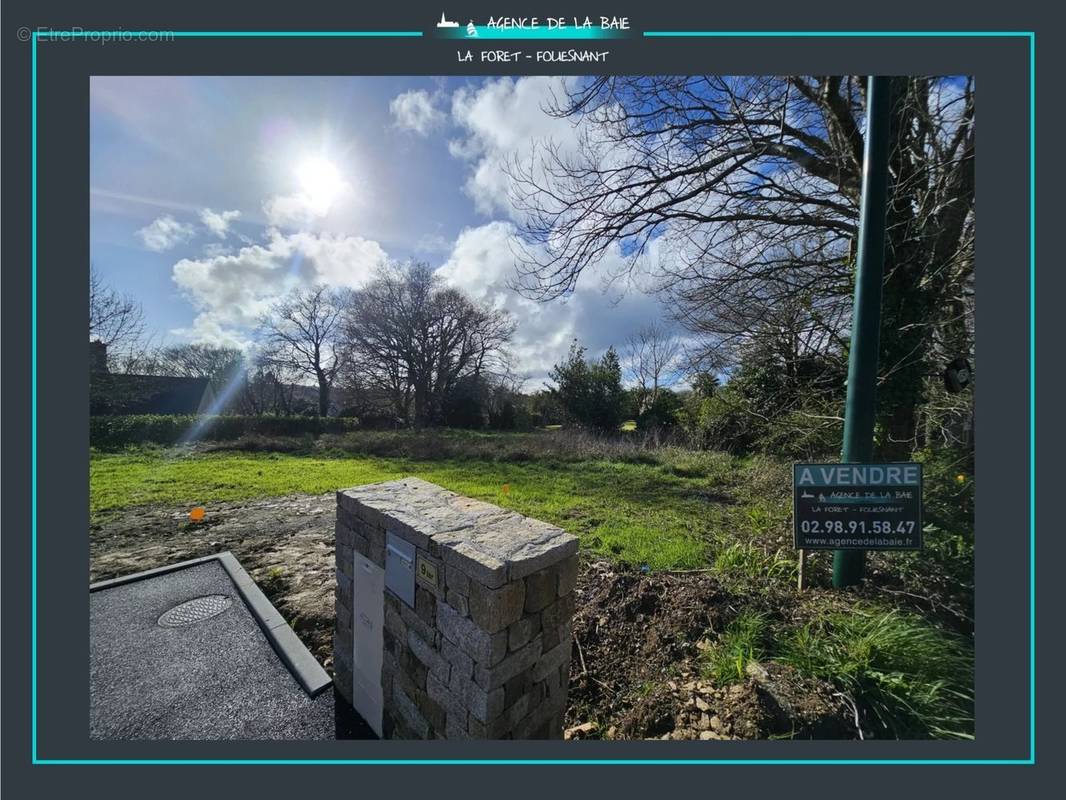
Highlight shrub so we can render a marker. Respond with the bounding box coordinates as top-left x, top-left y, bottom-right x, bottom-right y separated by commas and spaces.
755, 407, 843, 461
683, 387, 762, 453
636, 389, 684, 431
90, 414, 359, 449
913, 444, 974, 533
548, 342, 626, 431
